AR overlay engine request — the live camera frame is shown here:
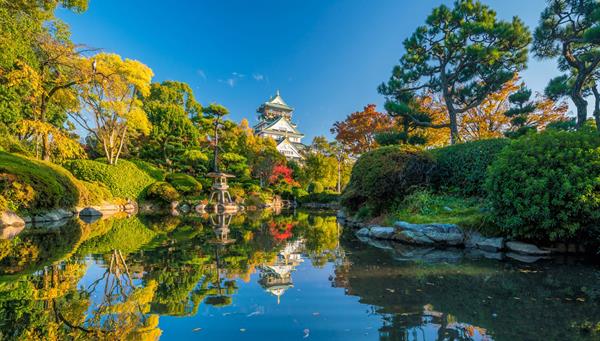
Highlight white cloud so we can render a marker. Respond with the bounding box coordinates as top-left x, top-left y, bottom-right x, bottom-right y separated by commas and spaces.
218, 72, 246, 87
252, 73, 264, 81
219, 78, 236, 87
196, 69, 207, 80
